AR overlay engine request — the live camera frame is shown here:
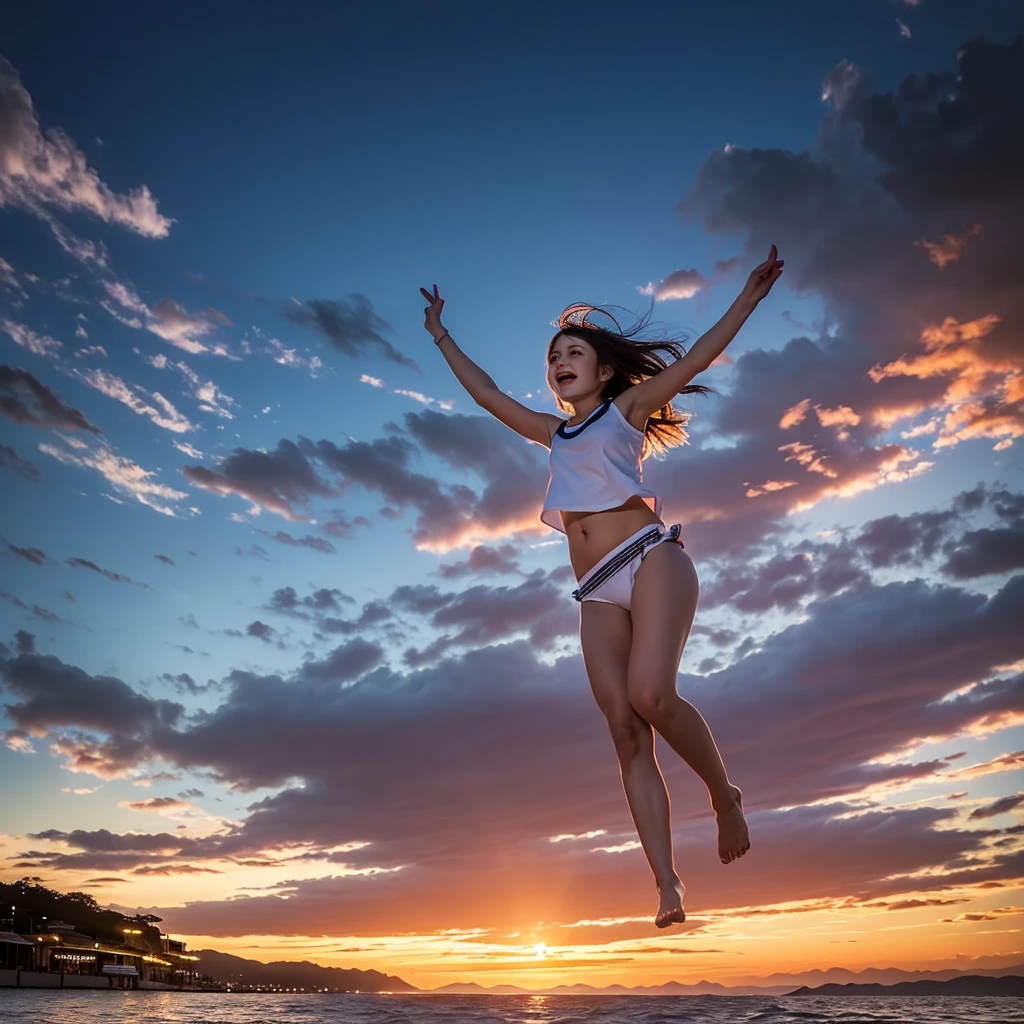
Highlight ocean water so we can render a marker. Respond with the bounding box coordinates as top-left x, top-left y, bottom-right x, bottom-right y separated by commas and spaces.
1, 991, 1023, 1024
